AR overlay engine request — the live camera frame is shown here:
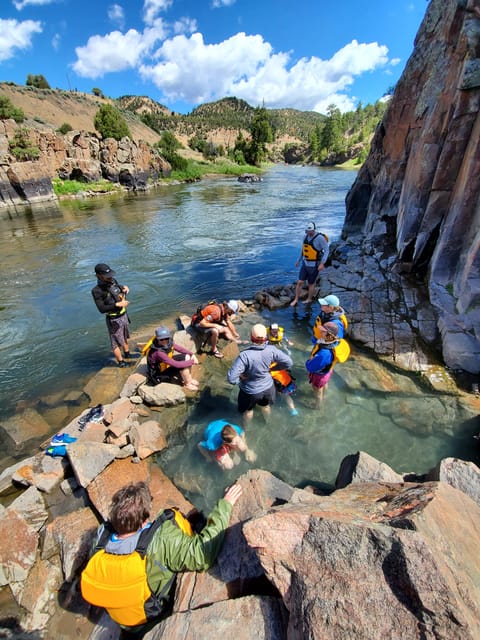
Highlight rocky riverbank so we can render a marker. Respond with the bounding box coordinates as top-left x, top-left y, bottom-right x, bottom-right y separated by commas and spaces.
1, 303, 480, 639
